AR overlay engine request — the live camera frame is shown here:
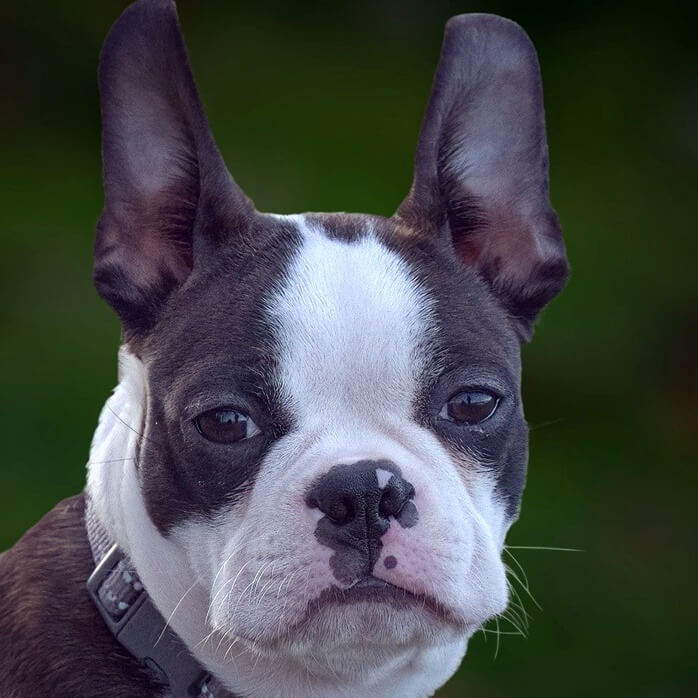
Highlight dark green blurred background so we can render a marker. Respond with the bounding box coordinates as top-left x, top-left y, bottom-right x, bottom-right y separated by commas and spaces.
1, 1, 696, 696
